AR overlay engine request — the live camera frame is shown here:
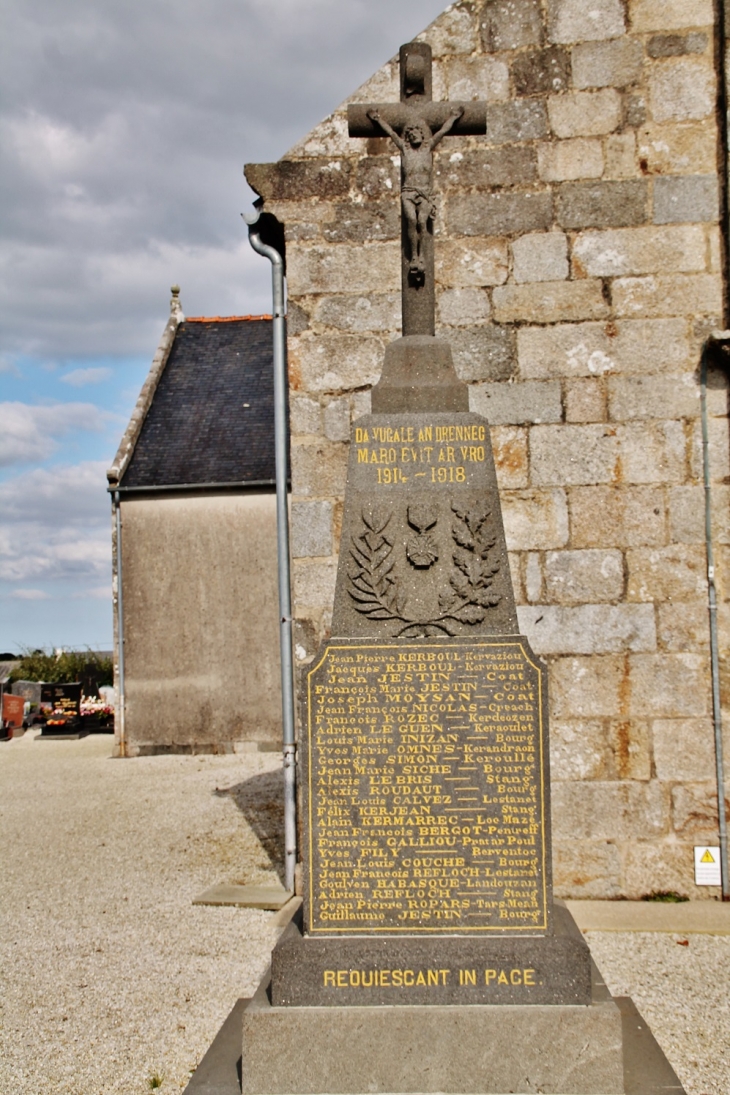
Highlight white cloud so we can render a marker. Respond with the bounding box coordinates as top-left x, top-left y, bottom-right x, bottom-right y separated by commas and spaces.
0, 401, 115, 467
0, 462, 111, 583
10, 588, 51, 600
60, 367, 113, 386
